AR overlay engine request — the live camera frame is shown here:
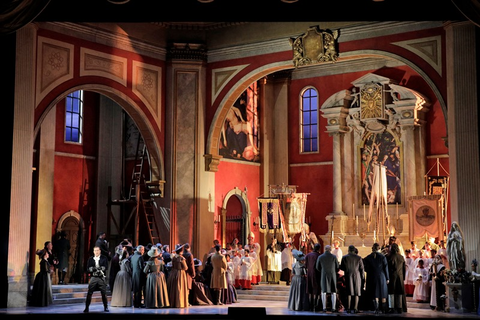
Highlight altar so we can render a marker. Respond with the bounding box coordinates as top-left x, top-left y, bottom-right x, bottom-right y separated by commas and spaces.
445, 282, 476, 314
